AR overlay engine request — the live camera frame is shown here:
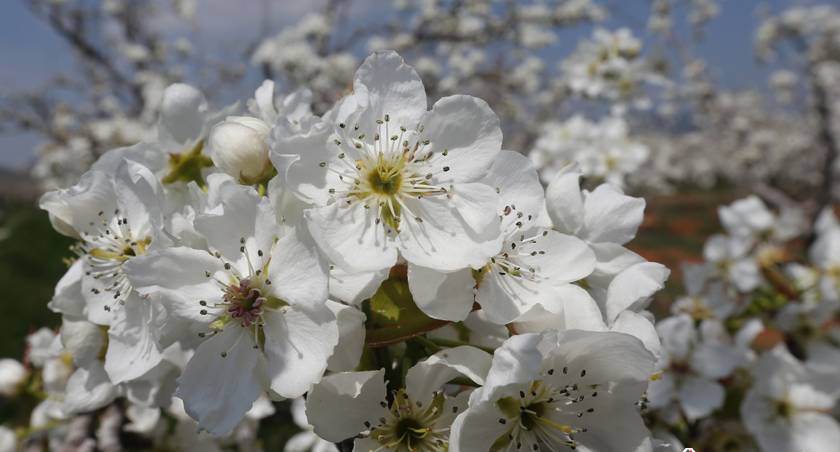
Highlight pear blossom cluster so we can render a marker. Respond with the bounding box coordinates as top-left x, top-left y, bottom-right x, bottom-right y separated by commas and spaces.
0, 51, 676, 451
529, 114, 650, 188
647, 195, 840, 452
